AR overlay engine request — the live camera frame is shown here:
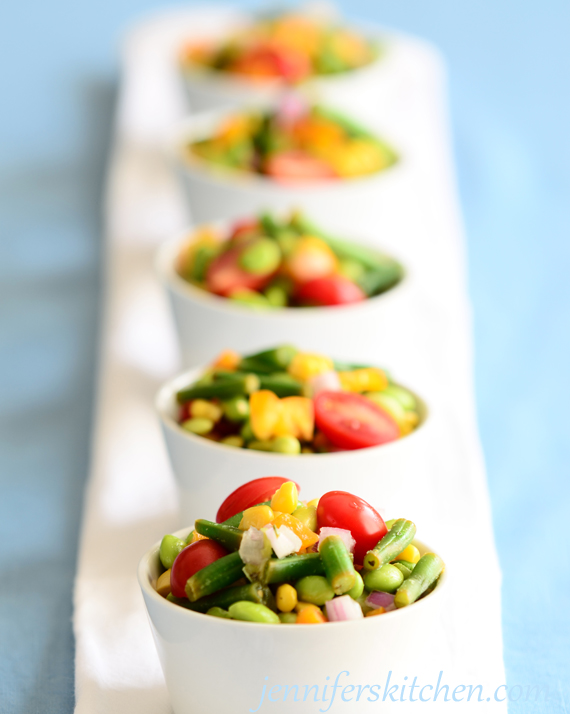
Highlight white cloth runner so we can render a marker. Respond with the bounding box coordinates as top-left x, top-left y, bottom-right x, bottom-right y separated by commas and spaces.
74, 7, 507, 713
